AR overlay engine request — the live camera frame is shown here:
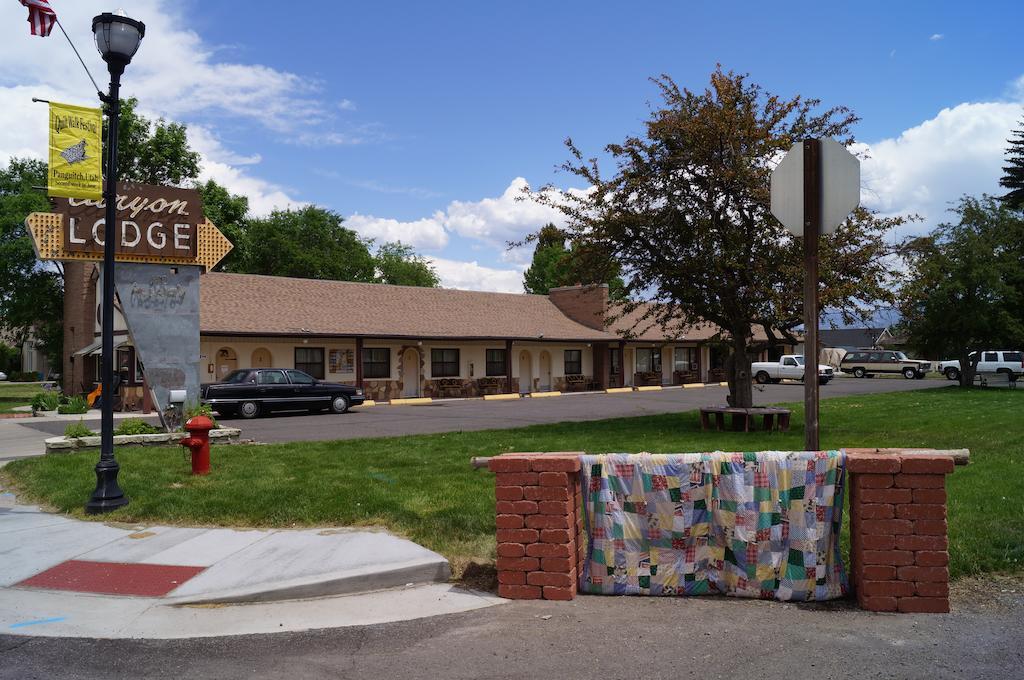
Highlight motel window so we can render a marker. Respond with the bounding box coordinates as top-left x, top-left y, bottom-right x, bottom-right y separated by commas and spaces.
294, 347, 325, 380
564, 349, 582, 375
636, 348, 661, 373
486, 349, 507, 377
362, 348, 390, 379
432, 349, 460, 378
673, 347, 698, 372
